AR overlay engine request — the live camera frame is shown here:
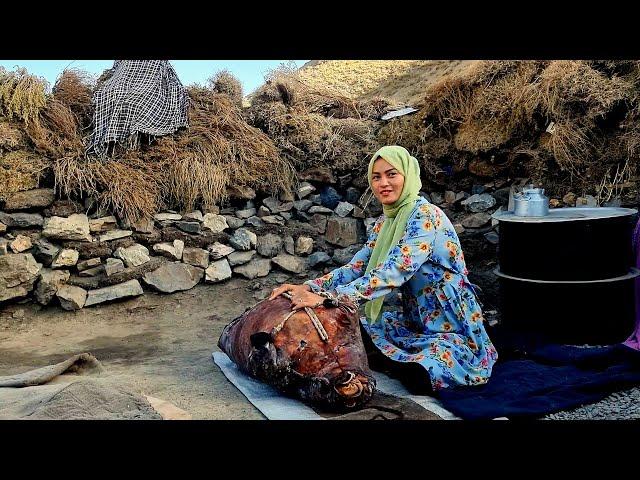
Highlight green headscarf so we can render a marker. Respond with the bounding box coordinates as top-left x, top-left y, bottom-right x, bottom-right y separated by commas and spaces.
365, 145, 422, 323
